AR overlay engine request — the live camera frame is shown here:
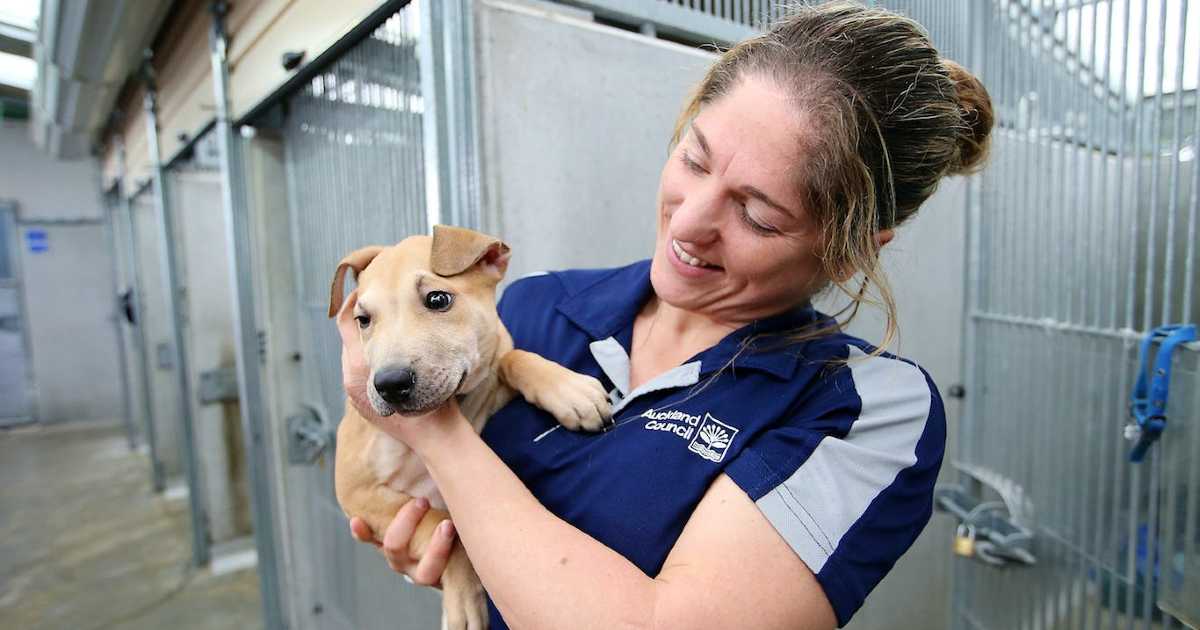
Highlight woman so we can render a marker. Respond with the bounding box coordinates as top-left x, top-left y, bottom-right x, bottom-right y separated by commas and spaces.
342, 2, 993, 628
